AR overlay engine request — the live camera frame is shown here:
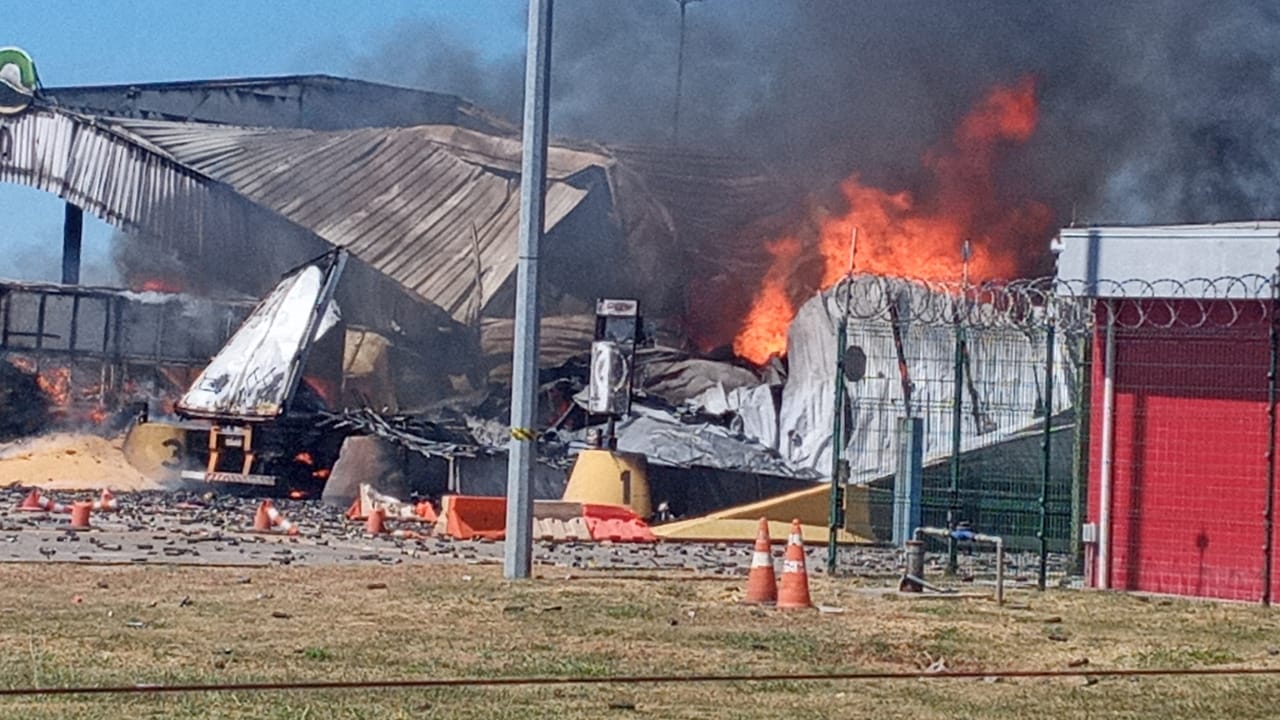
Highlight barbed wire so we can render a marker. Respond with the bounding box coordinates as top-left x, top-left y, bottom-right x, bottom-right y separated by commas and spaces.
828, 274, 1276, 333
